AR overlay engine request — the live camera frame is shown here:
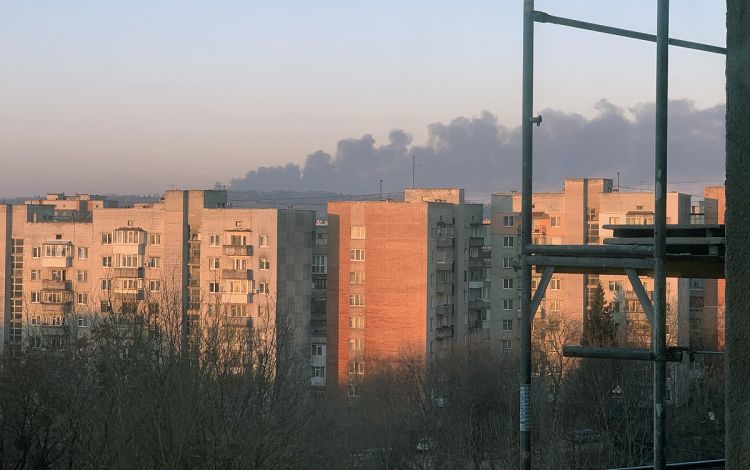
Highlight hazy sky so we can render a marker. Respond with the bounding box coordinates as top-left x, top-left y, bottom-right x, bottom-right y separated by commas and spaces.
0, 0, 726, 197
